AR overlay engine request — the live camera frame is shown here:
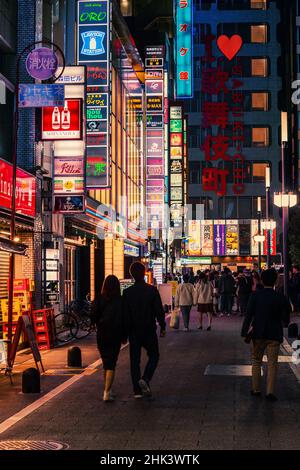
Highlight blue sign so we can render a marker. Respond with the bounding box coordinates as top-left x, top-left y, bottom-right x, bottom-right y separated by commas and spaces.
175, 0, 193, 99
18, 84, 65, 108
78, 26, 107, 62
